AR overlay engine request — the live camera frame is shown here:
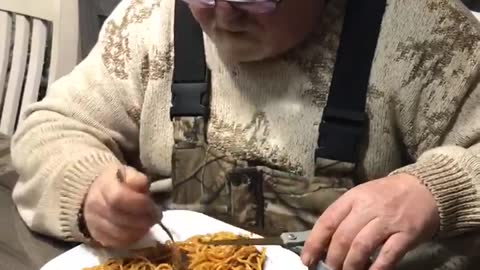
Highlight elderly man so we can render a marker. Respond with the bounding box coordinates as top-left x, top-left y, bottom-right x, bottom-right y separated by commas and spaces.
10, 0, 480, 269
